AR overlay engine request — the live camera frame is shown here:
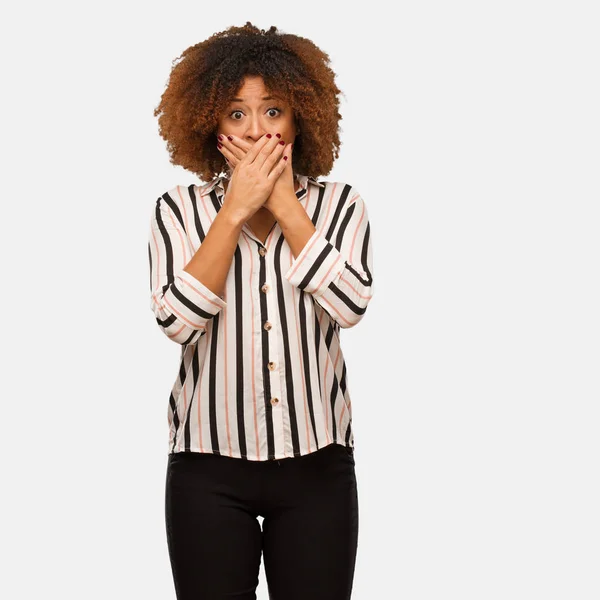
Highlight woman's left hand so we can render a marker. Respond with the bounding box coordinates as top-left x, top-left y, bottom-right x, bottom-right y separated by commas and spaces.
217, 134, 295, 214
